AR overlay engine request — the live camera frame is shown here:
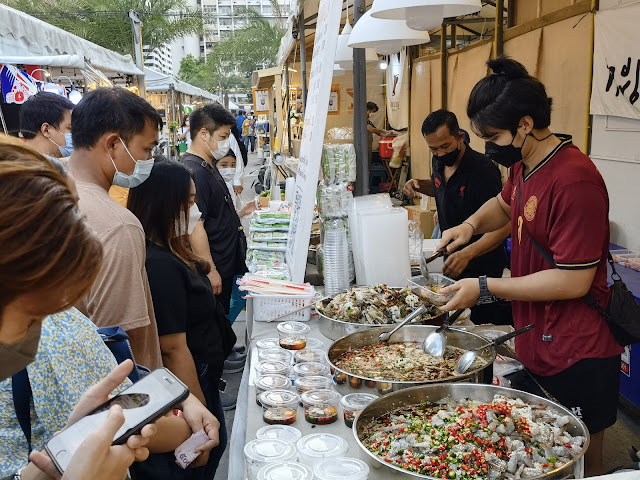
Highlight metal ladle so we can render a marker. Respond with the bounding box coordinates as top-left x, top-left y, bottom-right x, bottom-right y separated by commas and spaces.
420, 249, 446, 278
454, 324, 536, 375
422, 308, 465, 357
378, 304, 428, 343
